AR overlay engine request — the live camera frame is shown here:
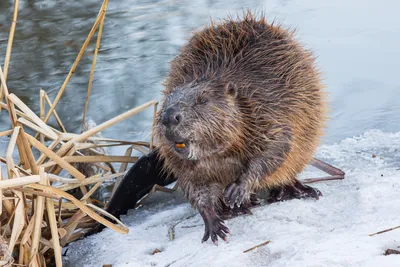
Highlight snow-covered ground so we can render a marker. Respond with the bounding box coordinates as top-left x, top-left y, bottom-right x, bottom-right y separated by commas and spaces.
64, 130, 400, 266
